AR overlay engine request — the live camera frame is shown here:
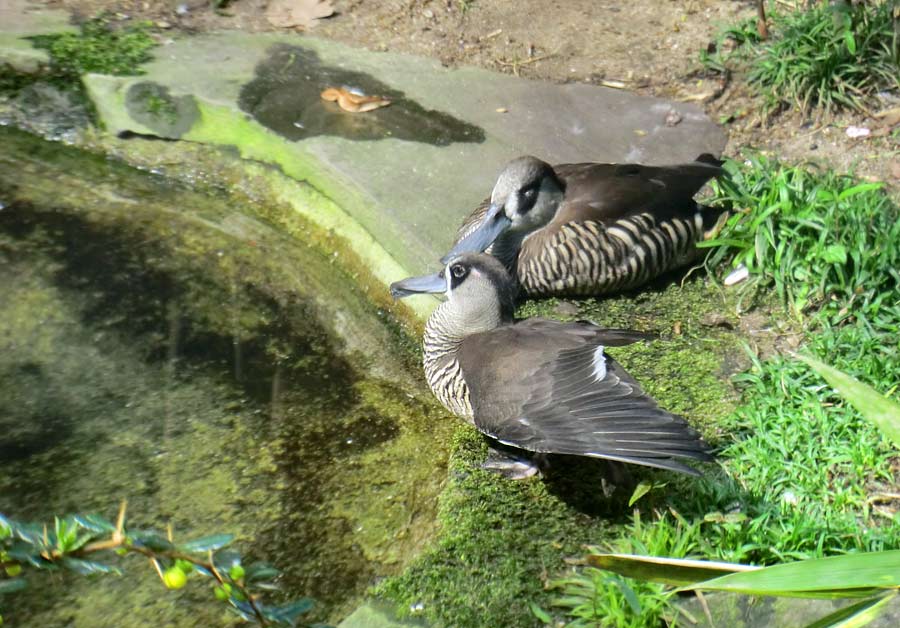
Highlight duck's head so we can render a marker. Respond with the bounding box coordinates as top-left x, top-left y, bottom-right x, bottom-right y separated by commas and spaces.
441, 156, 565, 263
390, 253, 517, 330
